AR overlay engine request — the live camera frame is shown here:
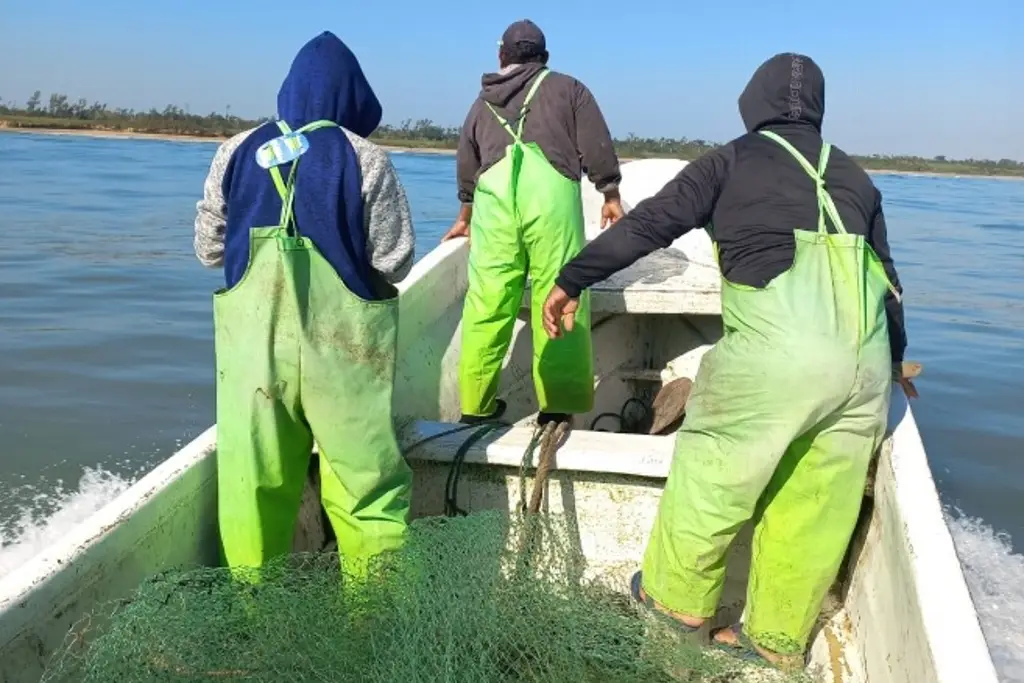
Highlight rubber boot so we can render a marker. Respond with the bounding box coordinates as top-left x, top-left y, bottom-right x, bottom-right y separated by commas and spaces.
460, 399, 507, 425
537, 412, 572, 427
